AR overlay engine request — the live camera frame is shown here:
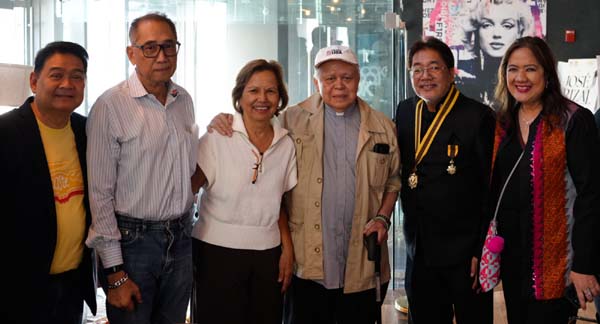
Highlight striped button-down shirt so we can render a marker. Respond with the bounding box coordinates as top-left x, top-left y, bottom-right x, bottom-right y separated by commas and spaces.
85, 73, 198, 267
